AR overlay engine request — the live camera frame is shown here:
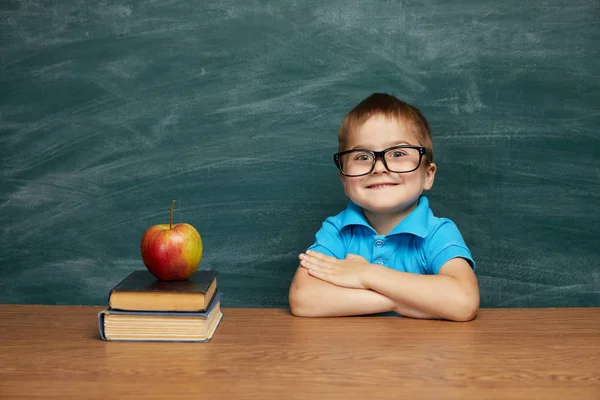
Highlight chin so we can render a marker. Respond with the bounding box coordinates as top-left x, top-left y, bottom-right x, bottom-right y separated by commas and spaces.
359, 202, 408, 214
356, 196, 421, 215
